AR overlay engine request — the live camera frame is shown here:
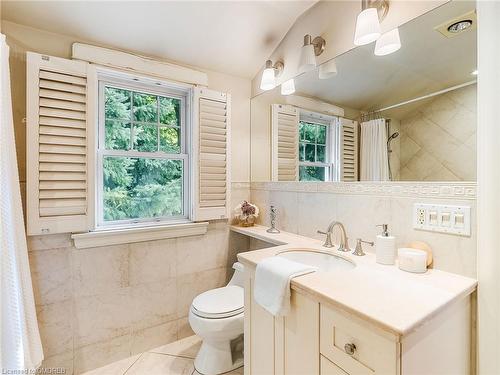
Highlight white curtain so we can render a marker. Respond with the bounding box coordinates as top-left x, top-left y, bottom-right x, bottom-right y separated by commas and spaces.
360, 118, 389, 181
0, 34, 44, 370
